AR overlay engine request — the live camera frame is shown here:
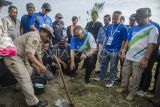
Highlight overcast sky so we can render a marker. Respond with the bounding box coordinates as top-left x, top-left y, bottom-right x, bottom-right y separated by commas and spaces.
0, 0, 159, 27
